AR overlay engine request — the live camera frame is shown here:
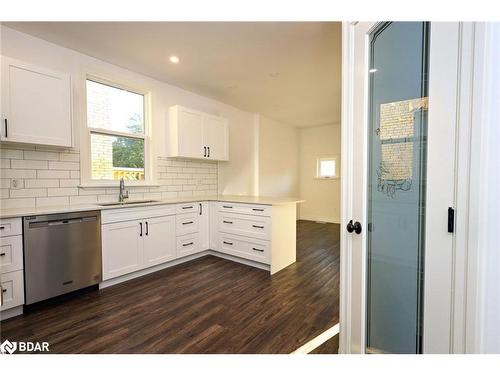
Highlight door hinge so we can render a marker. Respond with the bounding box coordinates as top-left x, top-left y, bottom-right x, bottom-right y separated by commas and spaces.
448, 207, 455, 233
